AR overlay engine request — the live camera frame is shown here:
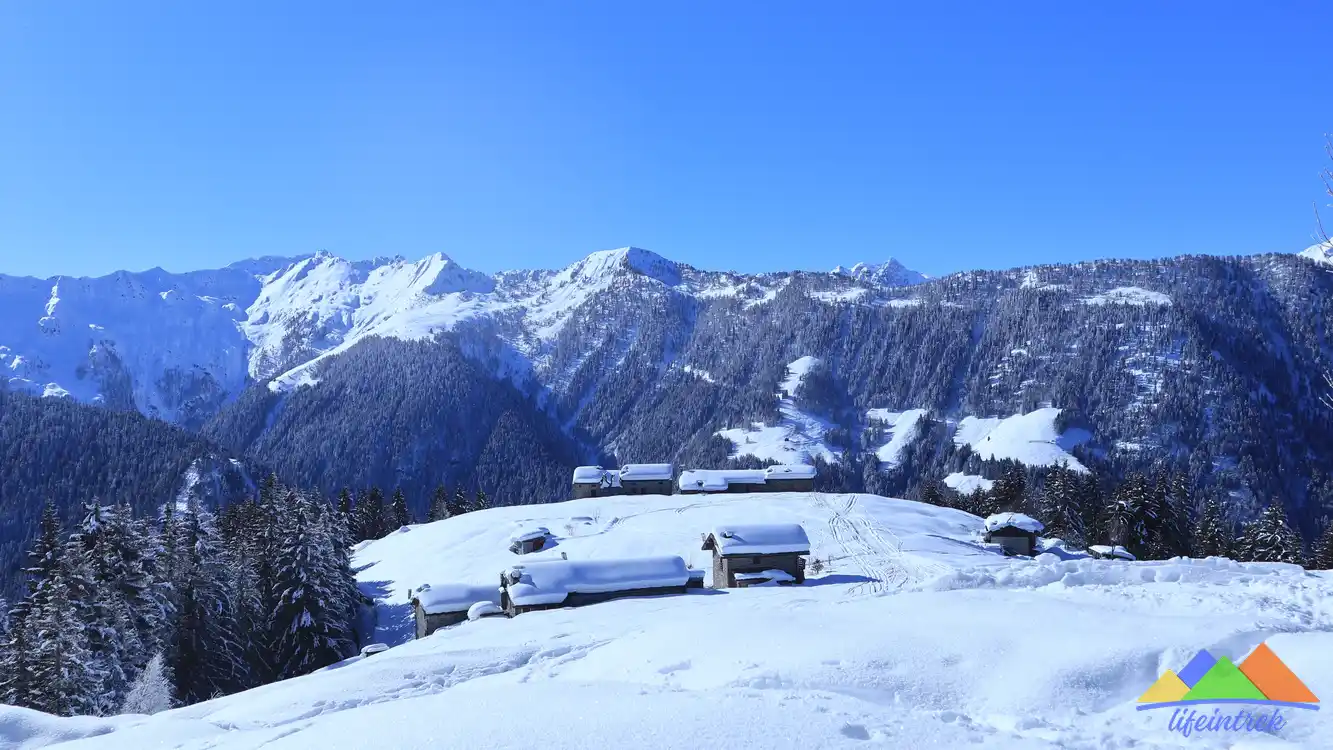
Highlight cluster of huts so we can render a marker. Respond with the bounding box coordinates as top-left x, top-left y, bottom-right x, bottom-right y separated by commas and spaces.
571, 462, 817, 499
981, 512, 1137, 560
410, 522, 812, 639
